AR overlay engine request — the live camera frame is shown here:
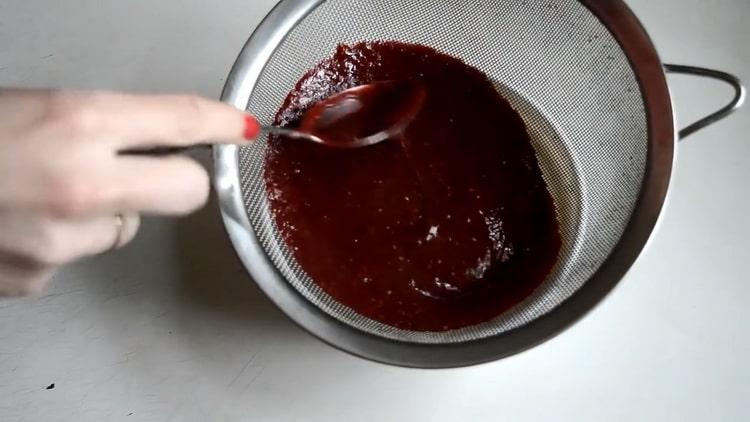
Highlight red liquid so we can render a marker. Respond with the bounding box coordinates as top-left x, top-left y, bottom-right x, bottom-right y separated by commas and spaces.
265, 41, 561, 331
